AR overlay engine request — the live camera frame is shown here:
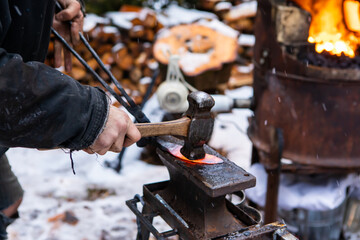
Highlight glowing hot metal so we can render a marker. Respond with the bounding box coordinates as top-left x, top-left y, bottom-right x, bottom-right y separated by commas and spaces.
169, 145, 223, 164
